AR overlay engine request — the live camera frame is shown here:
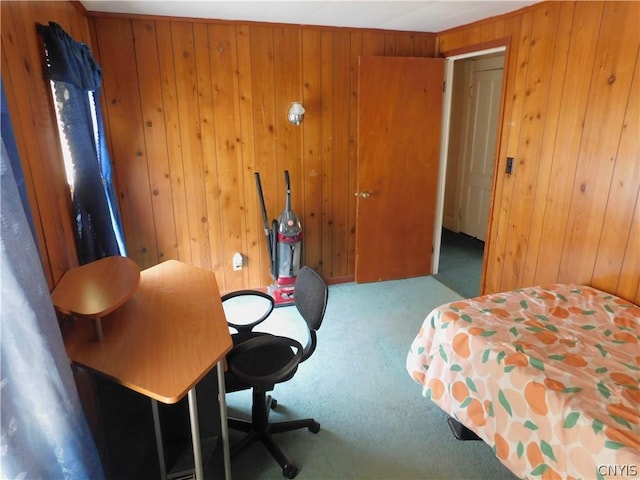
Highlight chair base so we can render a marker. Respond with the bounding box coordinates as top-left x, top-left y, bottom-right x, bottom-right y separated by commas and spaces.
228, 392, 320, 479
